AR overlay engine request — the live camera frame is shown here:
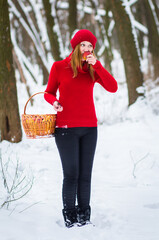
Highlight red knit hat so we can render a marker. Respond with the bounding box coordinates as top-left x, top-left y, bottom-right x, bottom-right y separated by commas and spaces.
70, 29, 97, 49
